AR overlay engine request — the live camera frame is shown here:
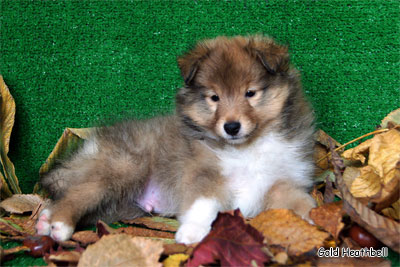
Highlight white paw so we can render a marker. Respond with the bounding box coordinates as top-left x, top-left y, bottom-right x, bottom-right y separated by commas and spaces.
175, 222, 210, 244
35, 209, 52, 235
50, 221, 74, 241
